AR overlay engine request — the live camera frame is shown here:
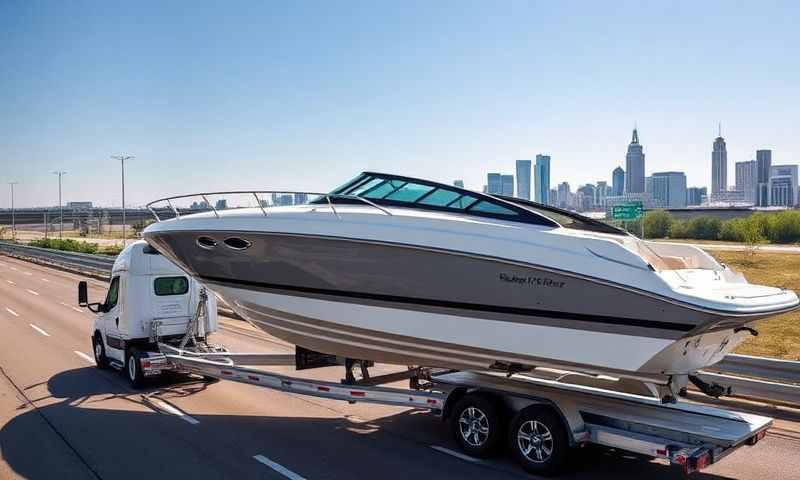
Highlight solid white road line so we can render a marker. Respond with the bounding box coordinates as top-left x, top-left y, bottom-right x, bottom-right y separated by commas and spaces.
9, 267, 17, 271
41, 278, 51, 283
253, 455, 307, 480
5, 308, 19, 317
26, 289, 39, 296
71, 306, 84, 313
429, 445, 482, 463
23, 271, 32, 276
74, 351, 95, 363
149, 398, 200, 425
6, 280, 15, 285
29, 324, 50, 337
